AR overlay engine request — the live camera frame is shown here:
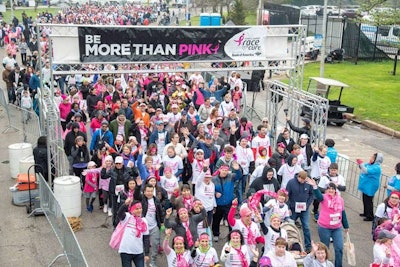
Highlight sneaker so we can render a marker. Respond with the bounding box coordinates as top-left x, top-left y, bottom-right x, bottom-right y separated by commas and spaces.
108, 208, 113, 217
103, 204, 108, 213
213, 236, 219, 242
220, 220, 224, 226
295, 221, 302, 228
224, 220, 229, 227
89, 204, 94, 213
330, 237, 333, 243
